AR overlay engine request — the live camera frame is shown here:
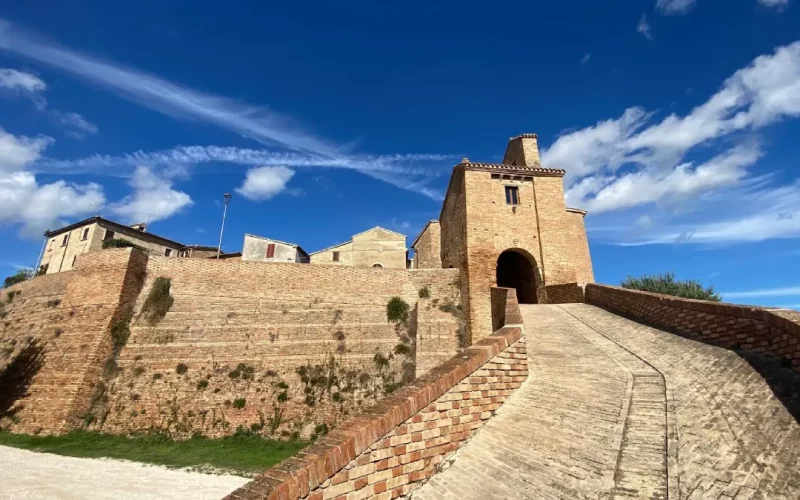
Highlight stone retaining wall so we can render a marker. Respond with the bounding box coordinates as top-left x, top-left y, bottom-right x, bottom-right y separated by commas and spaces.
586, 283, 800, 370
